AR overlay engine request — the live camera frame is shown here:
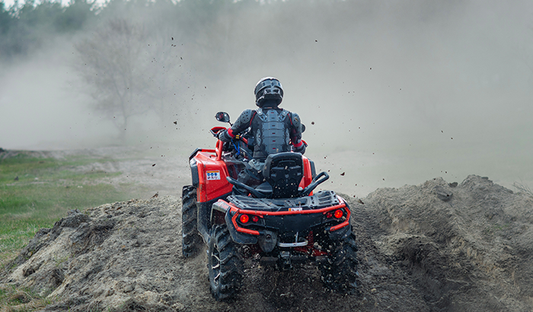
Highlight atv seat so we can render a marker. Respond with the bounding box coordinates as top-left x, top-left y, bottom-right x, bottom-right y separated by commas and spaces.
262, 152, 303, 198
